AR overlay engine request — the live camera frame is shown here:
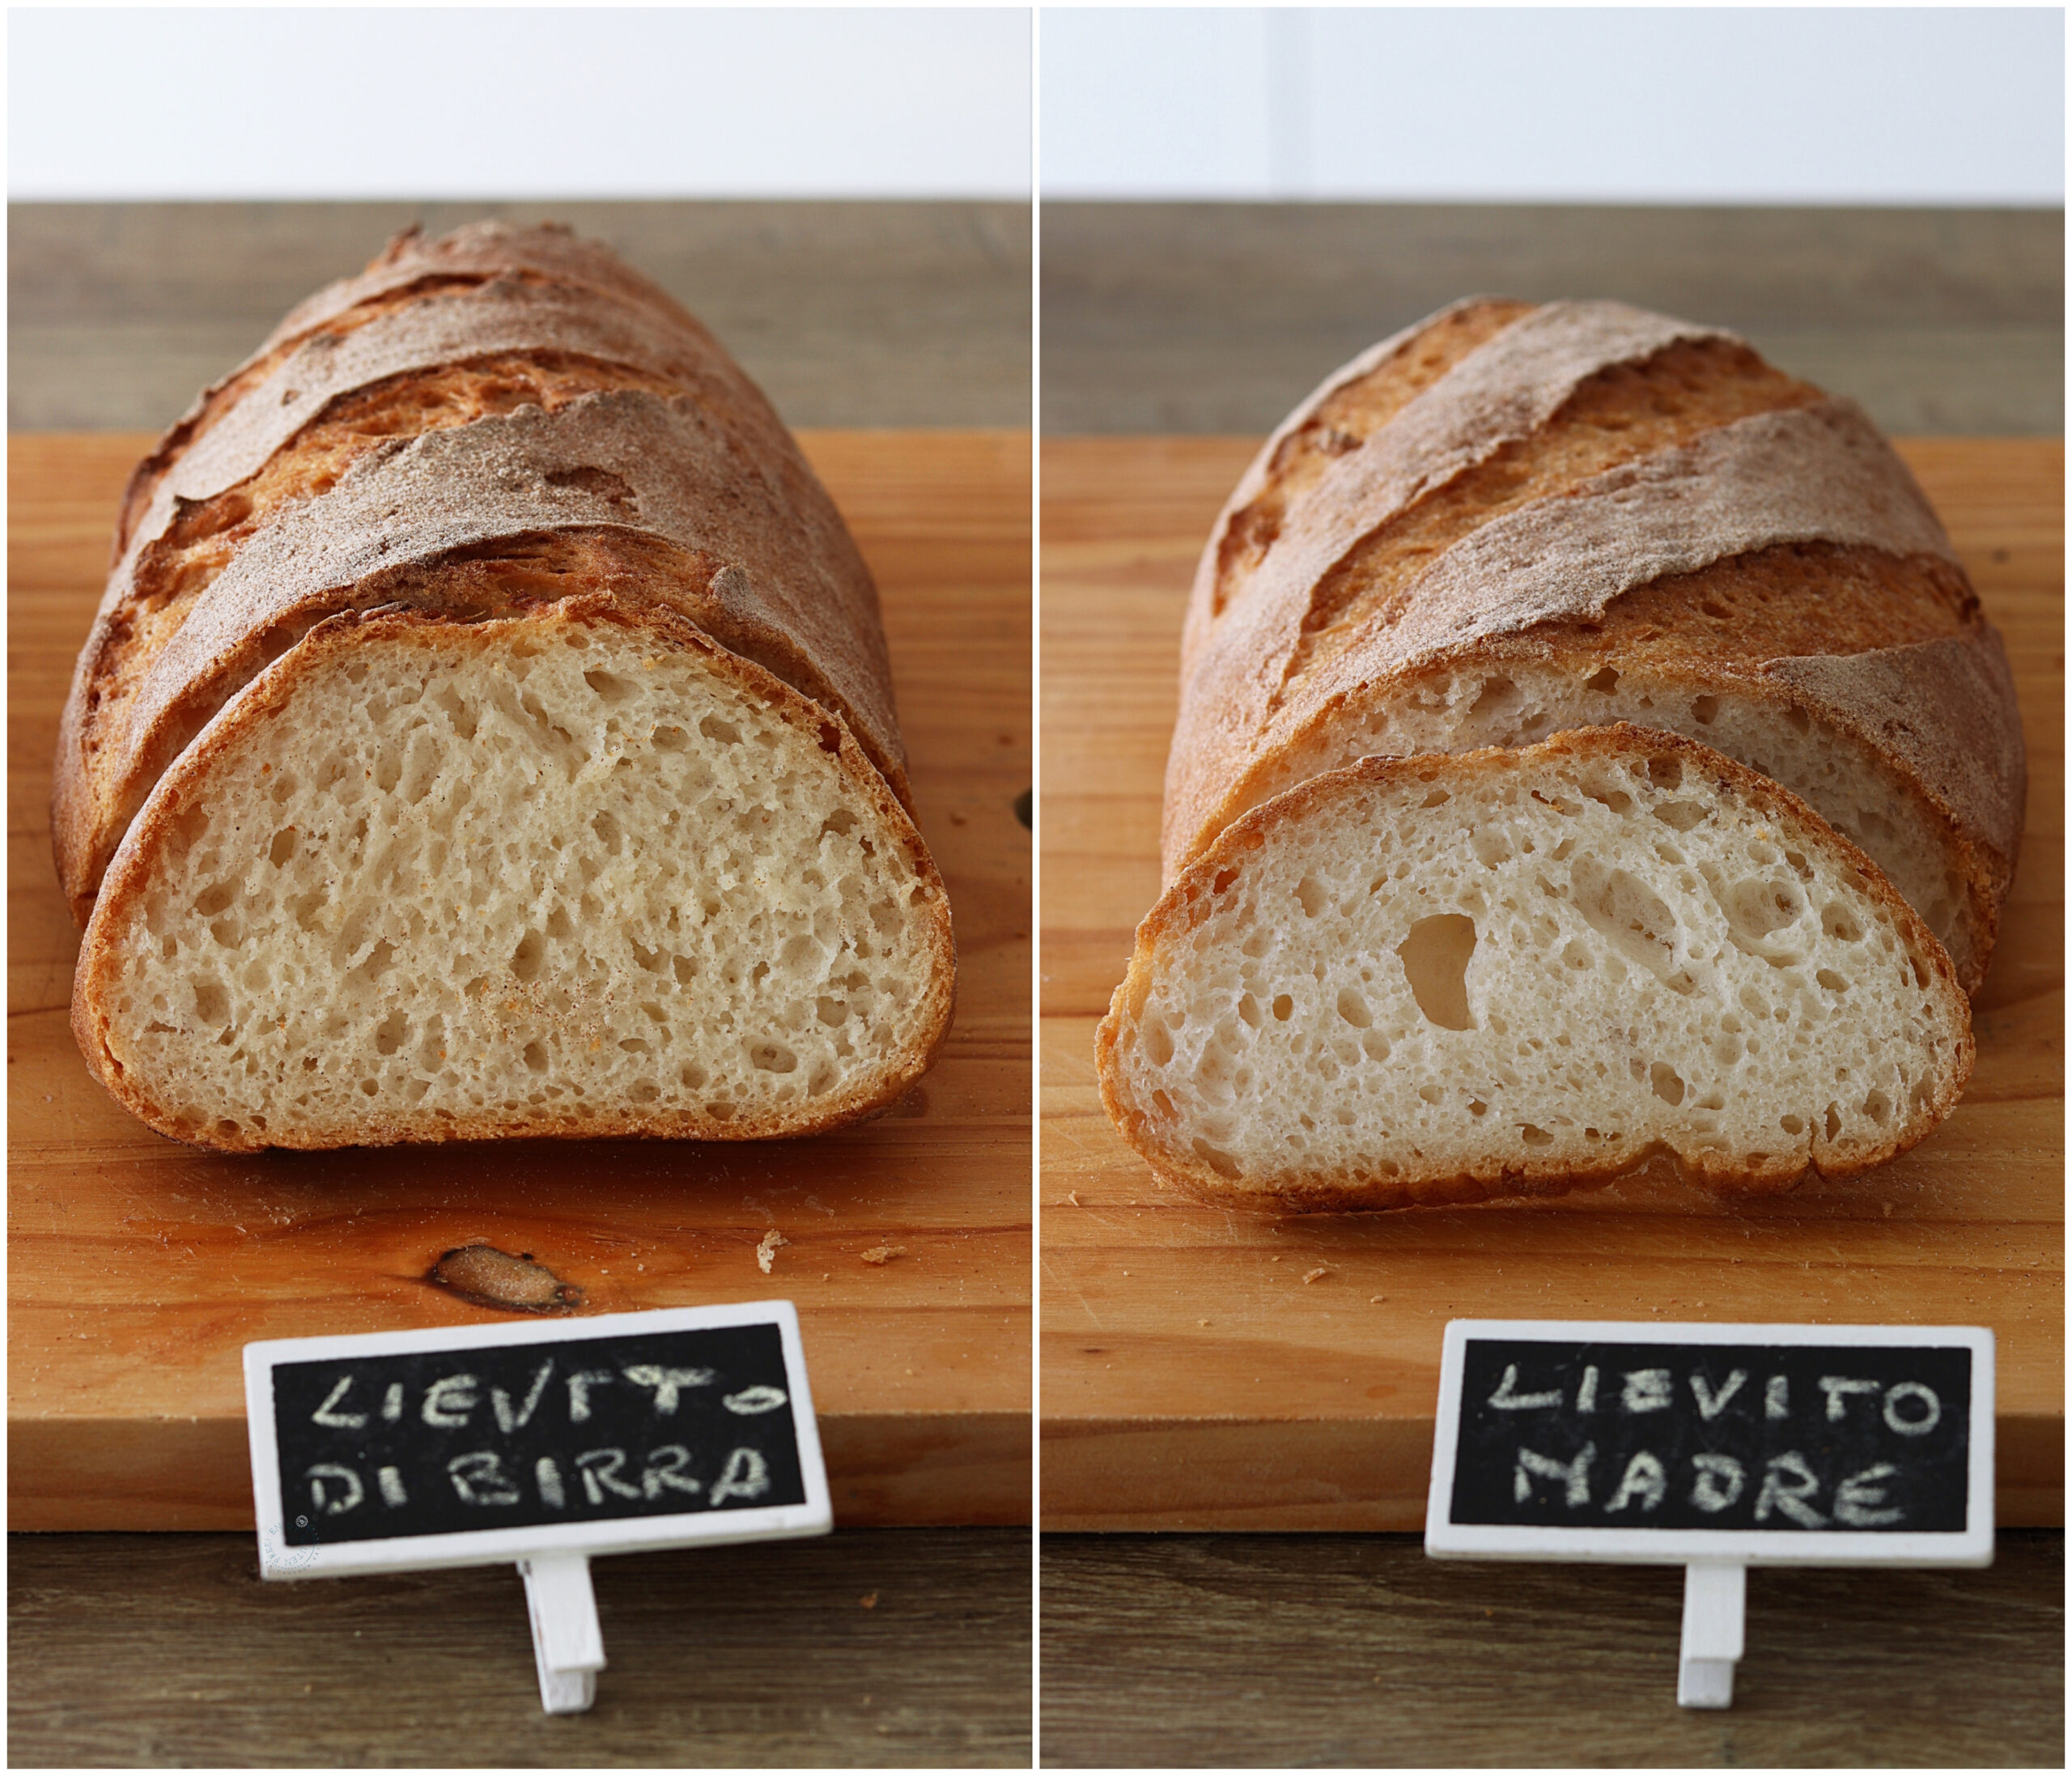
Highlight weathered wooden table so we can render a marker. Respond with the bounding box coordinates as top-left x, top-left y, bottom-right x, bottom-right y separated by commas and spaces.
8, 199, 1033, 1770
1039, 201, 2062, 1768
